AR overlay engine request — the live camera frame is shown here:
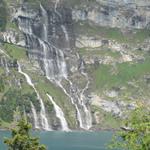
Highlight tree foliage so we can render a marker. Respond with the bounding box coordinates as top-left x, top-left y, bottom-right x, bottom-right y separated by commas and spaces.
4, 118, 46, 150
109, 106, 150, 150
0, 89, 40, 122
